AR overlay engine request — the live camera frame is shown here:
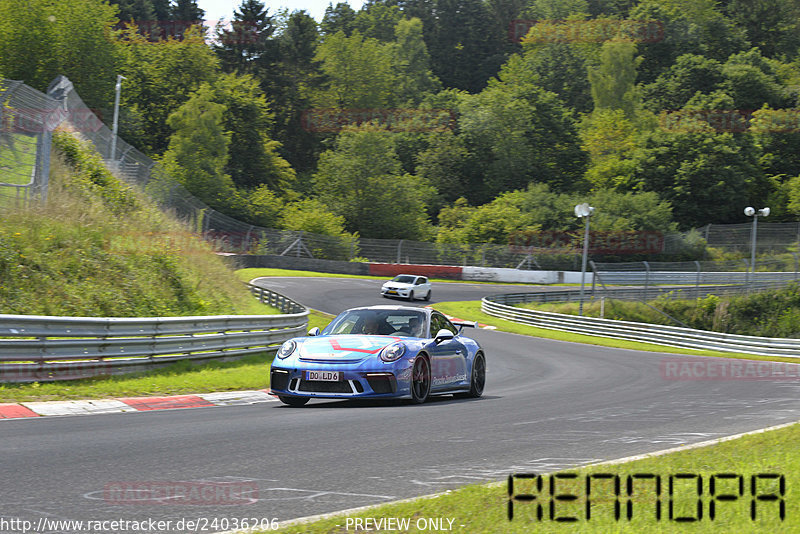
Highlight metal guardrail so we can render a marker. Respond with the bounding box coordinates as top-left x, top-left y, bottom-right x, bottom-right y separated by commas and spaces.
597, 271, 799, 285
0, 285, 308, 383
481, 294, 800, 358
497, 281, 793, 305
